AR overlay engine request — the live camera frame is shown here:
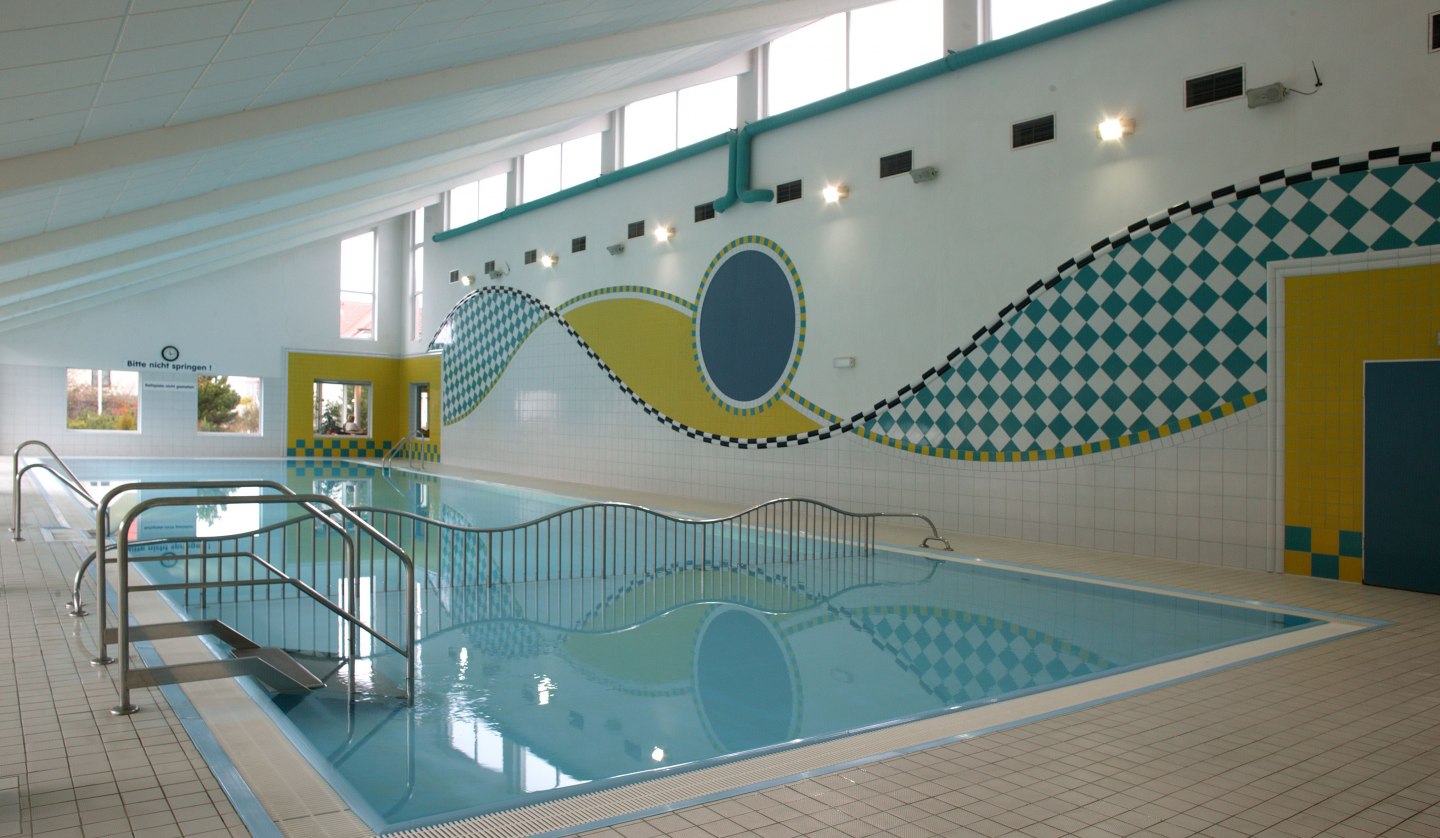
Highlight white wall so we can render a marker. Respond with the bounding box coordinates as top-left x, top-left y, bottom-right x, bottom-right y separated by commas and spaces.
0, 216, 407, 457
